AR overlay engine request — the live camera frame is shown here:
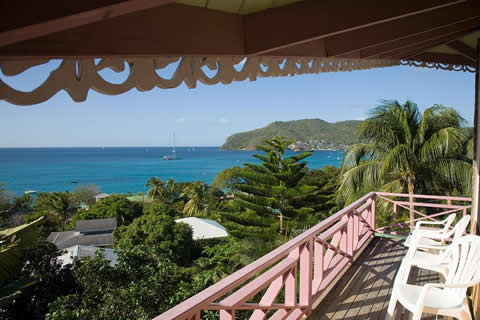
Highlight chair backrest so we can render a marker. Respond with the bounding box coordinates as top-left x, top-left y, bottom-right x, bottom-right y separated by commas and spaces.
450, 215, 471, 242
440, 213, 457, 233
444, 235, 480, 300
